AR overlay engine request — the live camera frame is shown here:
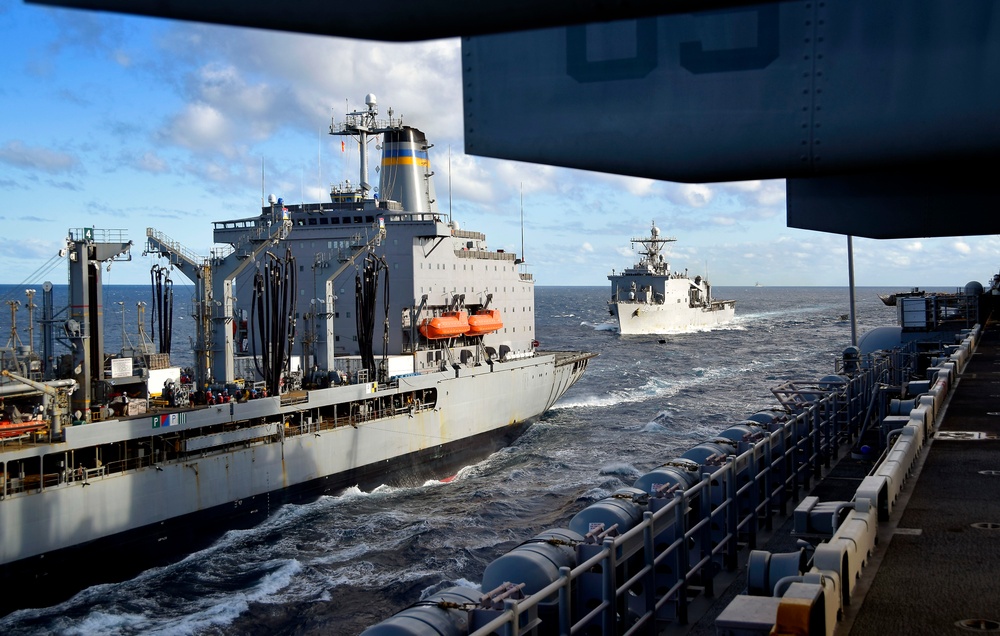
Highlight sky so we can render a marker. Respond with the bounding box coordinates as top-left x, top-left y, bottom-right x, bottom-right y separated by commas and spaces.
2, 1, 998, 289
